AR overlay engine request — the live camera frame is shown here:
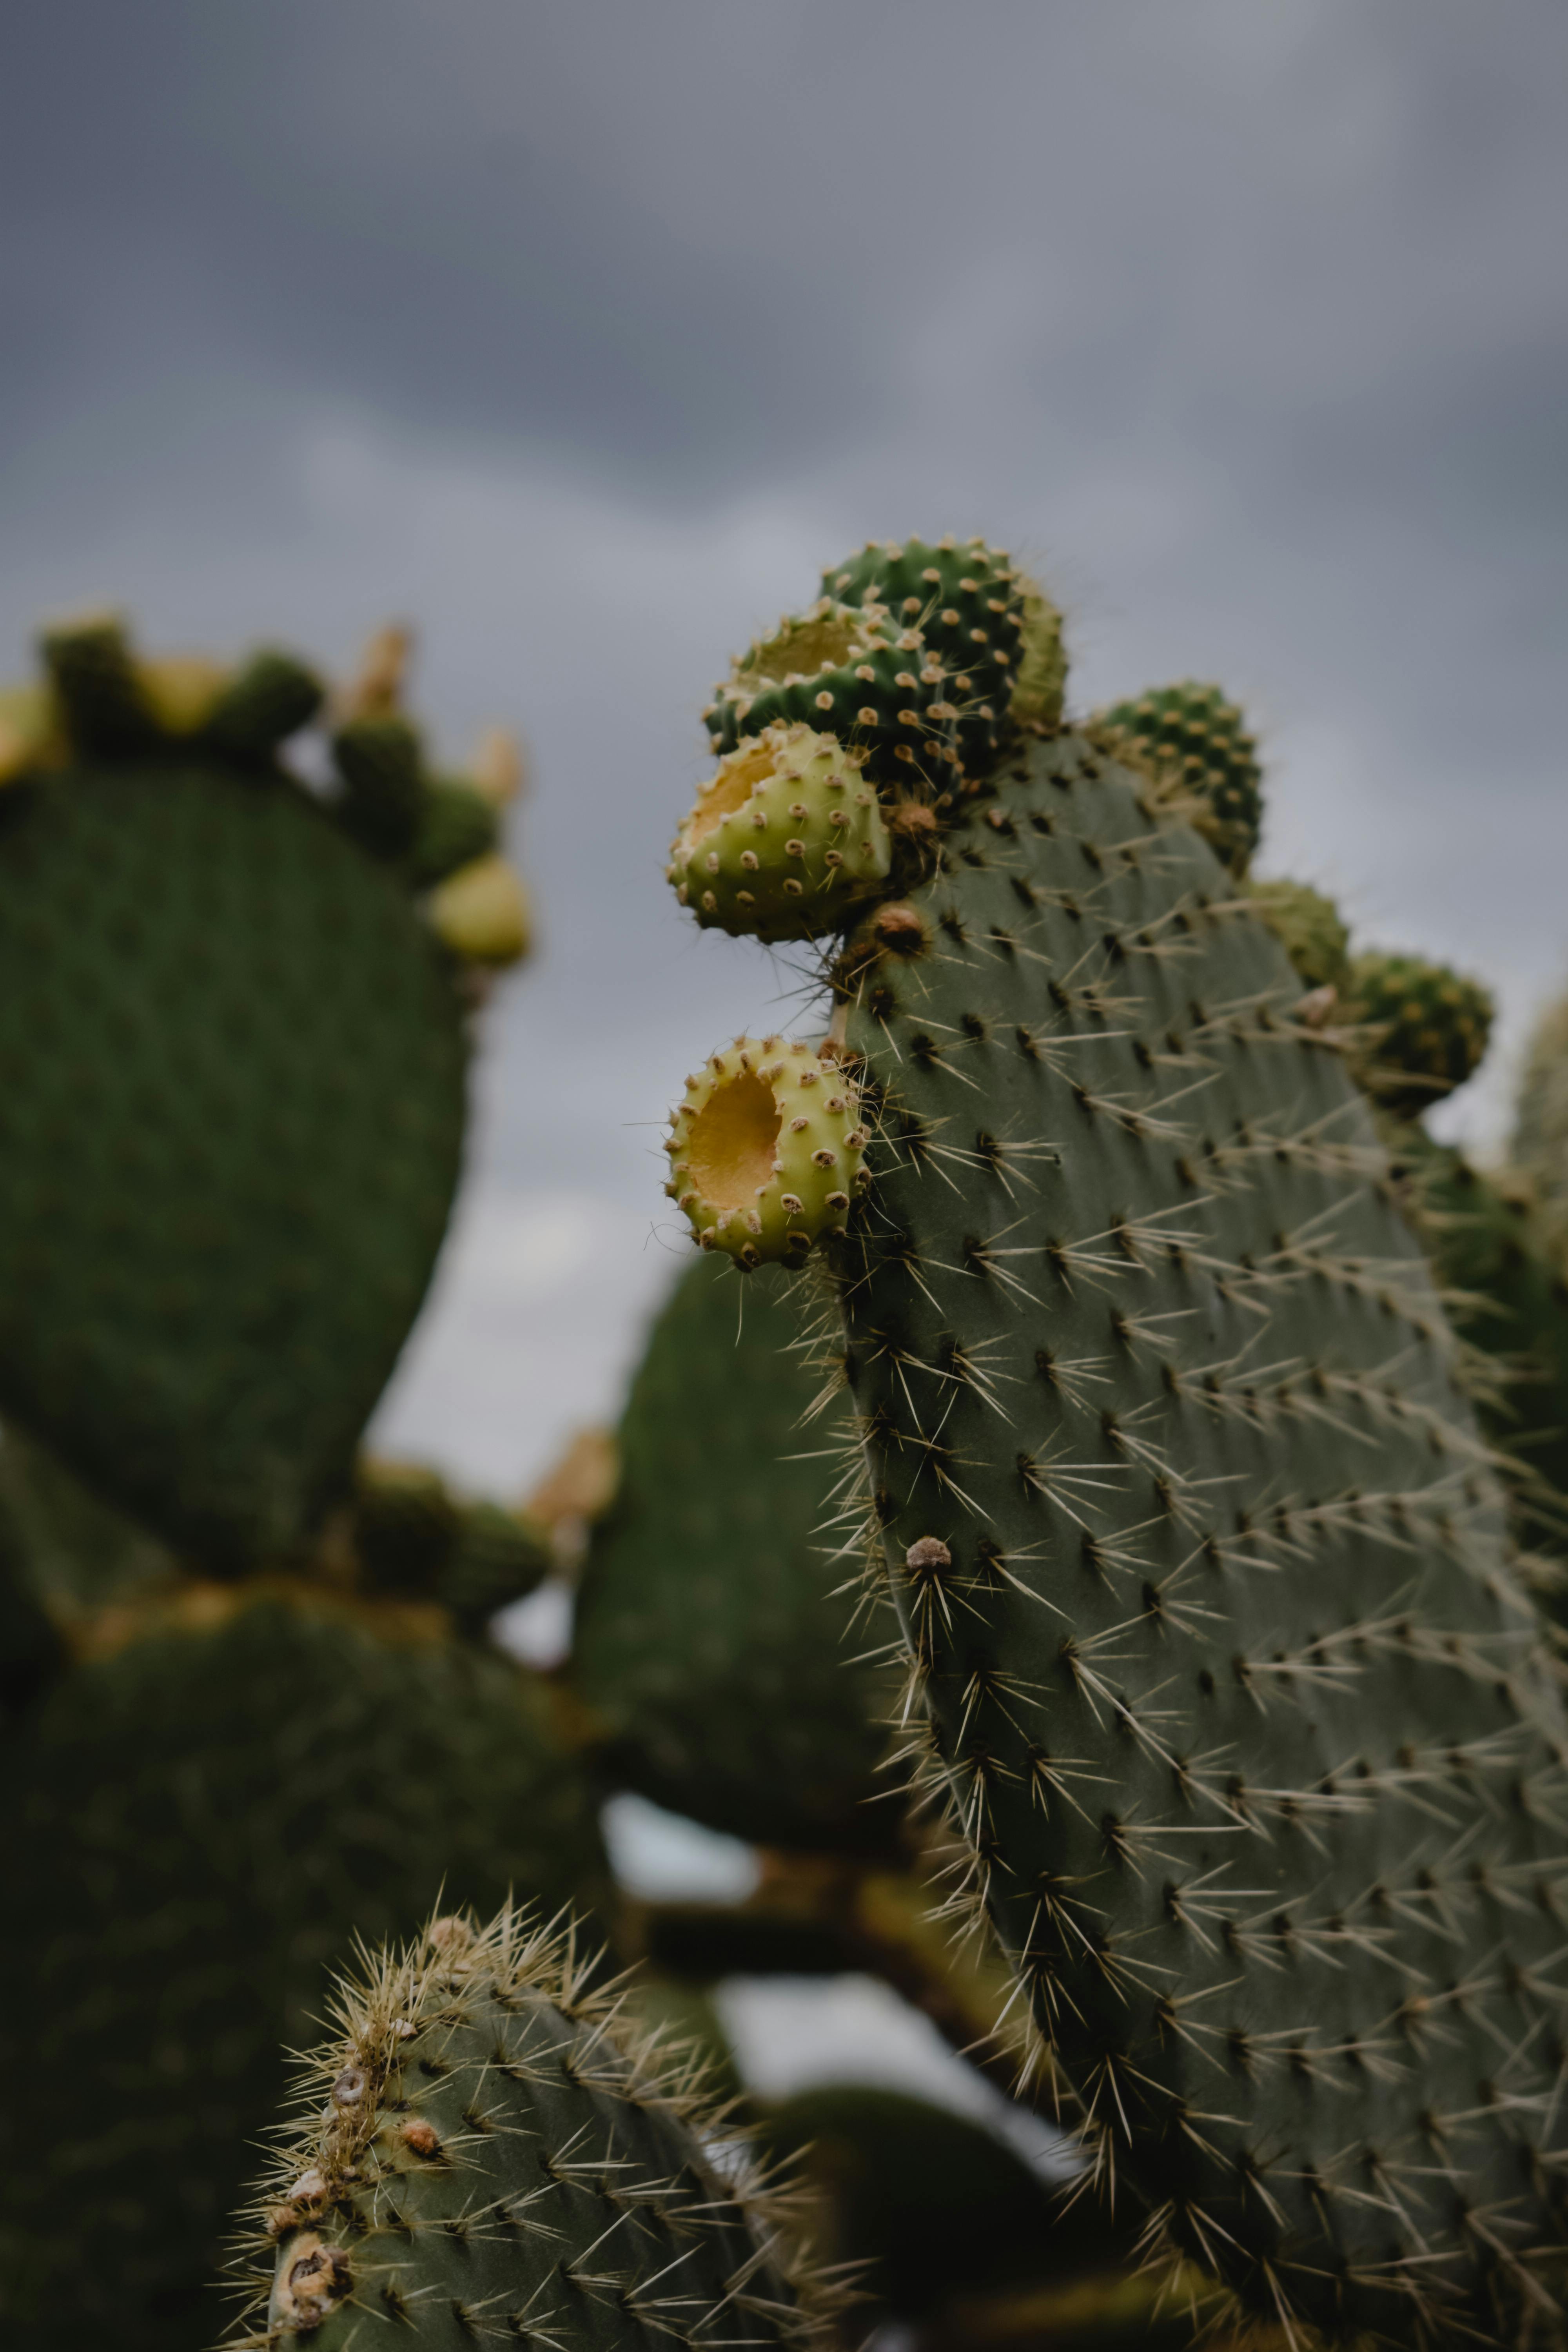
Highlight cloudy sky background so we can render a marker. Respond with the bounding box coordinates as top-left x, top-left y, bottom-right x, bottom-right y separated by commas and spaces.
5, 1, 1566, 1499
